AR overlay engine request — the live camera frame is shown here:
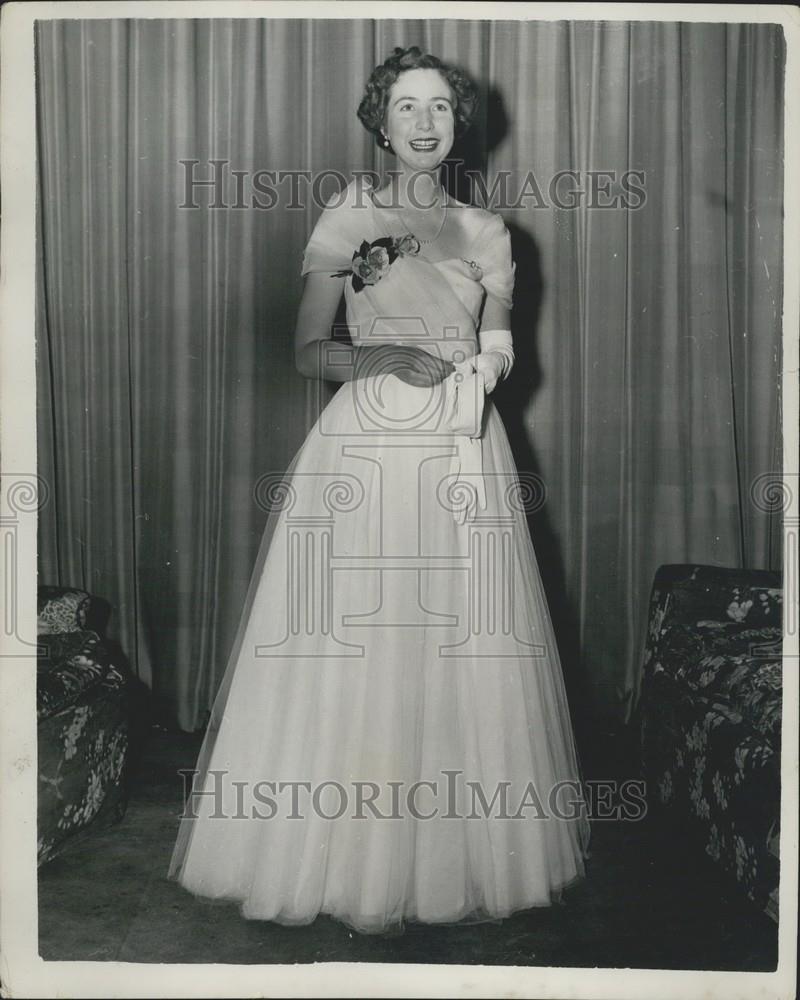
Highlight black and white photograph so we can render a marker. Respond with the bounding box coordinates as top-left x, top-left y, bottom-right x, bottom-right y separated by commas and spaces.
0, 2, 797, 997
